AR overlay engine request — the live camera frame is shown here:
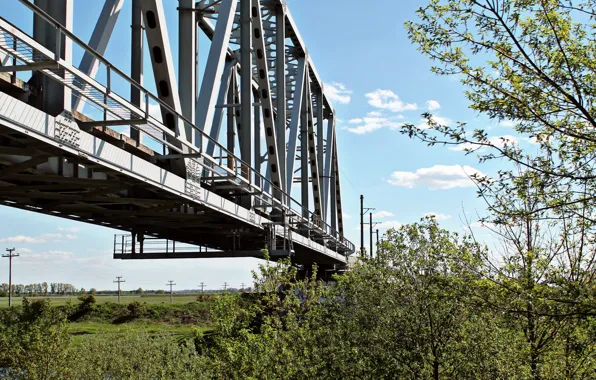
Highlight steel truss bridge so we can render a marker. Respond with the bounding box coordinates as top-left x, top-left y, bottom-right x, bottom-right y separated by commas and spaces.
0, 0, 354, 276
